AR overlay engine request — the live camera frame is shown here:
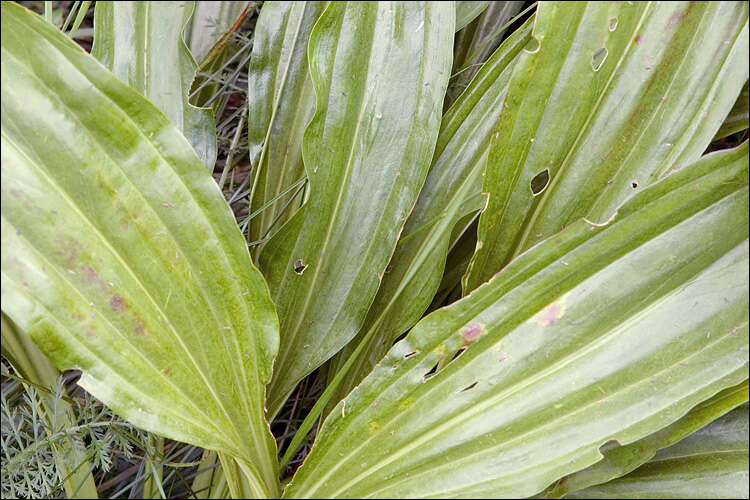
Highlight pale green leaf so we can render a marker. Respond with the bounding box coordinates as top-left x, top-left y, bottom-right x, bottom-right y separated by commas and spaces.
1, 3, 278, 496
715, 80, 749, 141
464, 1, 749, 292
92, 1, 217, 170
247, 1, 327, 247
258, 1, 455, 416
185, 1, 251, 64
326, 16, 533, 411
569, 403, 749, 499
455, 1, 490, 32
541, 380, 749, 498
284, 143, 749, 498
